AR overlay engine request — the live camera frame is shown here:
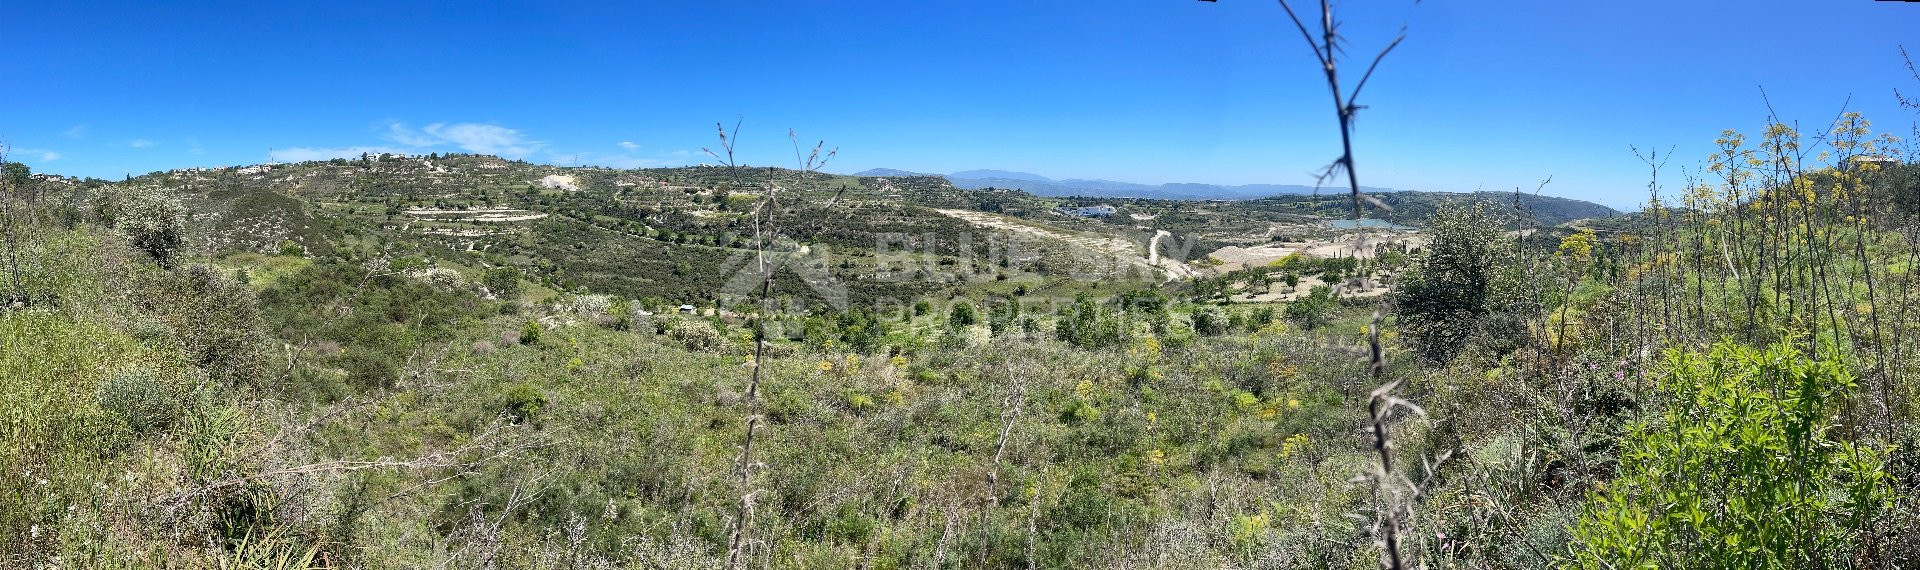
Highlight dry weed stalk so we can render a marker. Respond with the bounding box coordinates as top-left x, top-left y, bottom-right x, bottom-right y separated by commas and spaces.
447, 469, 548, 569
0, 144, 27, 303
1263, 1, 1444, 567
711, 122, 835, 569
1273, 0, 1403, 219
1901, 46, 1919, 112
985, 354, 1030, 508
164, 416, 538, 510
1354, 310, 1449, 569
